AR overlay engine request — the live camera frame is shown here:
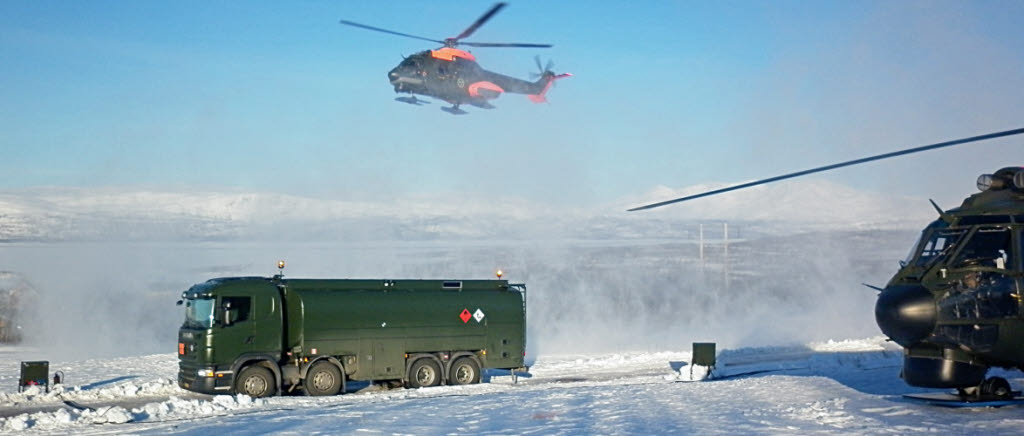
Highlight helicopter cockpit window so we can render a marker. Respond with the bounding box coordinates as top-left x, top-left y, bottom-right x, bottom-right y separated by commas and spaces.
905, 221, 937, 265
951, 226, 1013, 269
910, 226, 965, 267
399, 57, 422, 72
